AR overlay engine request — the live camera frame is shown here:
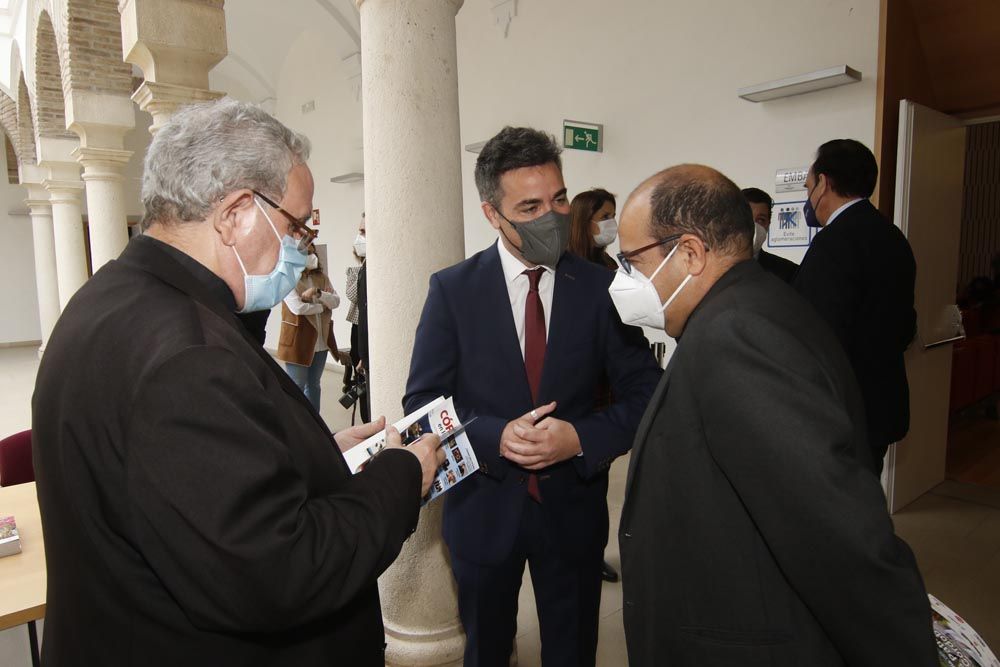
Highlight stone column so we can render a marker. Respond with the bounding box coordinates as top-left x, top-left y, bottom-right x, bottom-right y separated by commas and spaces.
44, 179, 88, 310
24, 186, 60, 352
73, 147, 132, 269
356, 0, 466, 664
119, 0, 228, 134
